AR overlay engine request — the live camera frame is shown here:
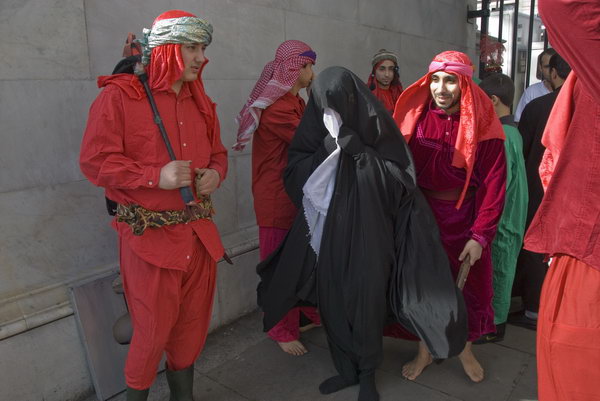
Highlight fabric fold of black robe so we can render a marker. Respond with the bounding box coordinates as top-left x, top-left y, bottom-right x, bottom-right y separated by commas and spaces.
257, 67, 467, 381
